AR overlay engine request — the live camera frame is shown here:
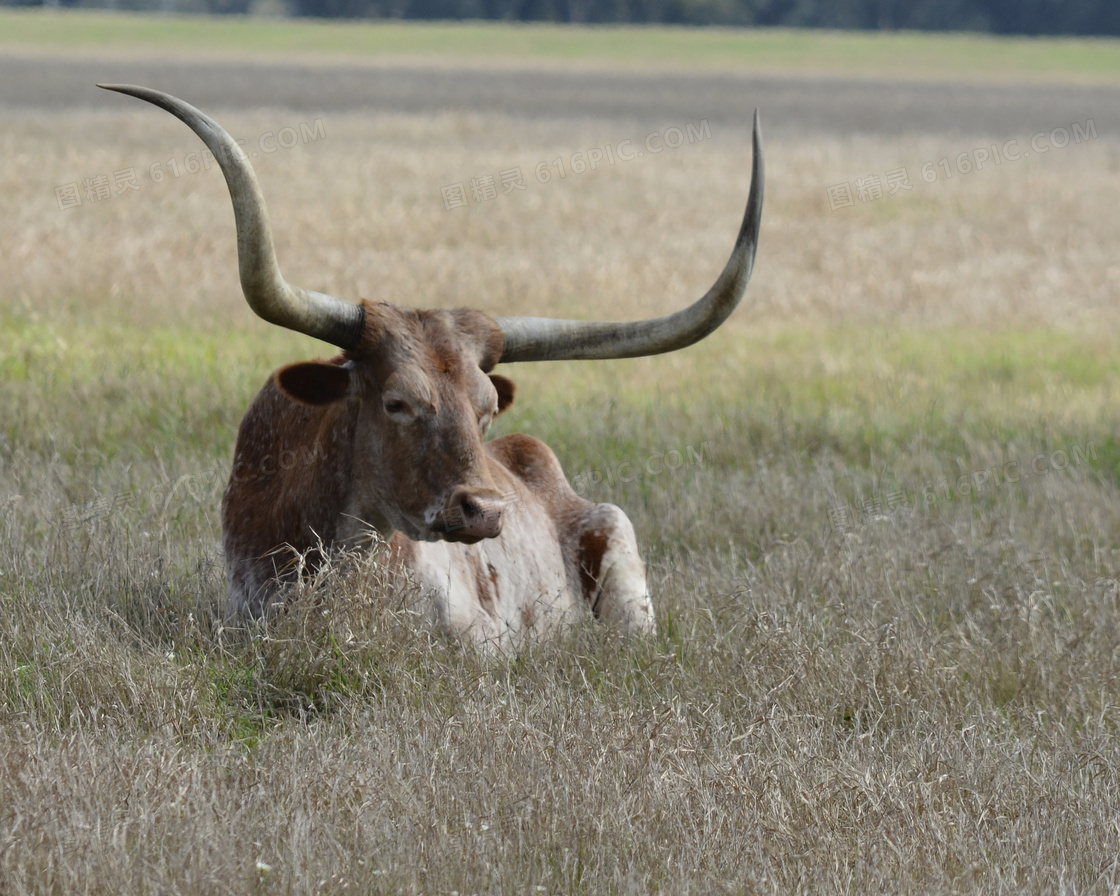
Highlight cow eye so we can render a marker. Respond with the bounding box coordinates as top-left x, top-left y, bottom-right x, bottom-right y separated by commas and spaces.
384, 398, 409, 415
